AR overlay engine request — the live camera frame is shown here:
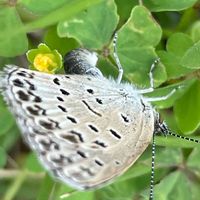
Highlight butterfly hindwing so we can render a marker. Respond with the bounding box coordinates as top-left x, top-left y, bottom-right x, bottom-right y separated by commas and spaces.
0, 65, 155, 189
